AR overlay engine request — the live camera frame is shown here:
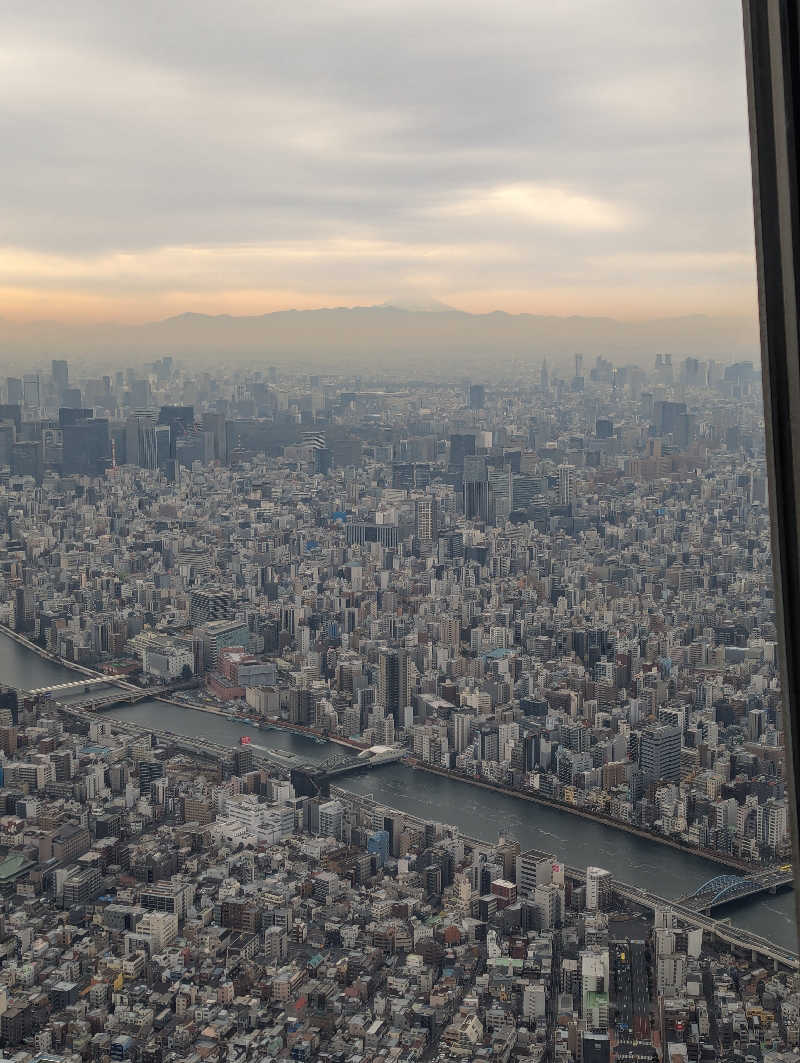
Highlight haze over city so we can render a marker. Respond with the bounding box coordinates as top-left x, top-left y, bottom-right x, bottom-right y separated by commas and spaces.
1, 5, 798, 1063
